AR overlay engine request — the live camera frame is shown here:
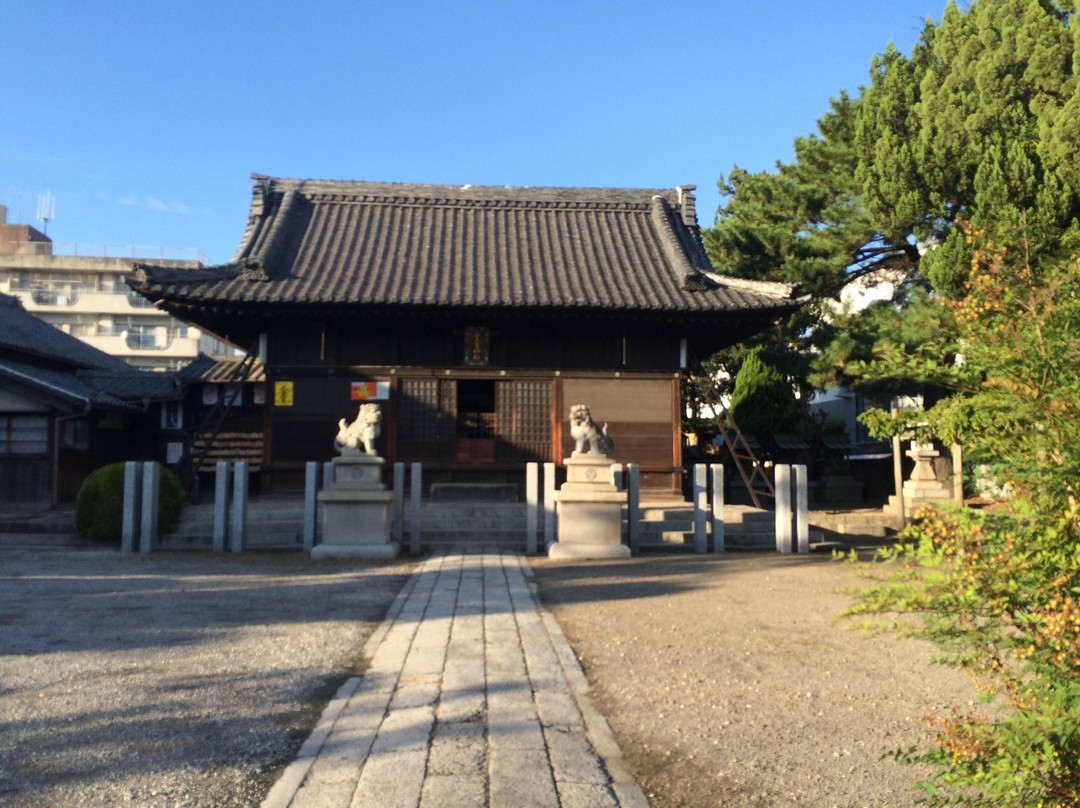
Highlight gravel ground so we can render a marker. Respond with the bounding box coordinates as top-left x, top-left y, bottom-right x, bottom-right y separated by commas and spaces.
0, 548, 412, 808
530, 550, 978, 808
2, 544, 976, 808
